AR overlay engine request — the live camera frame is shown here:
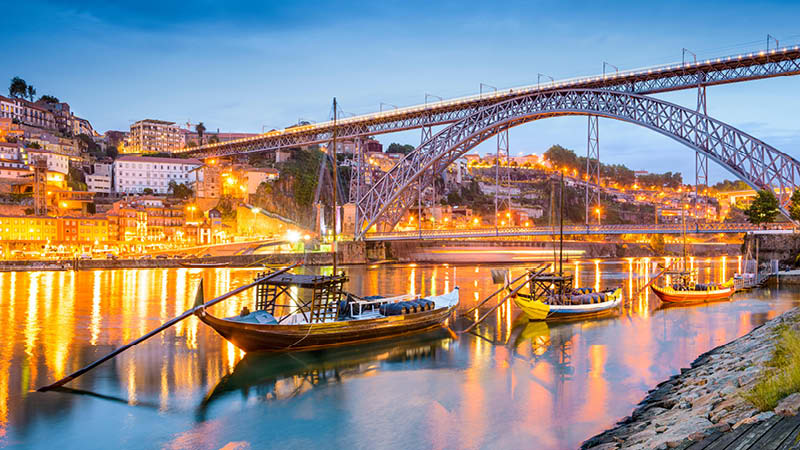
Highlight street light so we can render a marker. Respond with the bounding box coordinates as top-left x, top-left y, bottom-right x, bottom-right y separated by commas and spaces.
595, 207, 601, 225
